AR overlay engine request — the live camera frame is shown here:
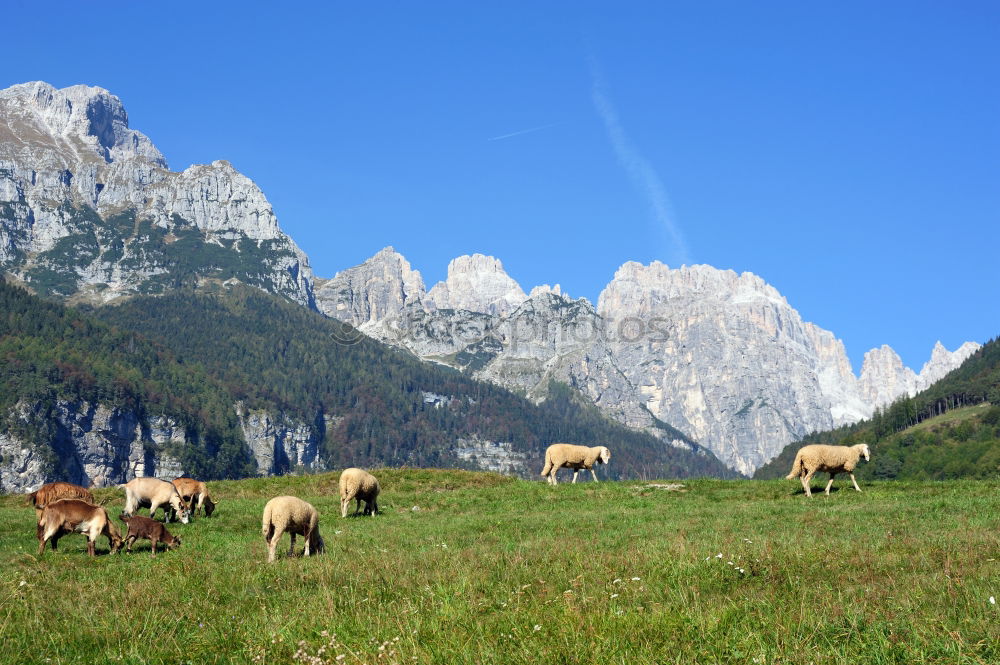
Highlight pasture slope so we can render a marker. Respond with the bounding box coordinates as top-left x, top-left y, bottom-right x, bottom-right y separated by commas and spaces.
0, 470, 997, 664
